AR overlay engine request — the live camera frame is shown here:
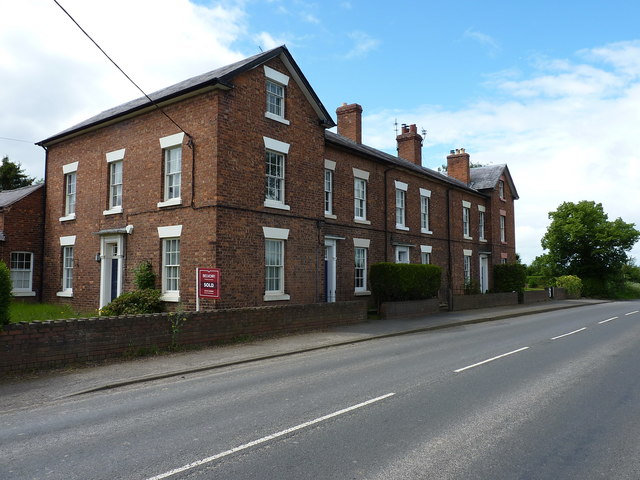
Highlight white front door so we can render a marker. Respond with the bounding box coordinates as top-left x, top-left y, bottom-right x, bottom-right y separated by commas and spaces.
479, 254, 489, 293
100, 235, 124, 308
324, 239, 337, 302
